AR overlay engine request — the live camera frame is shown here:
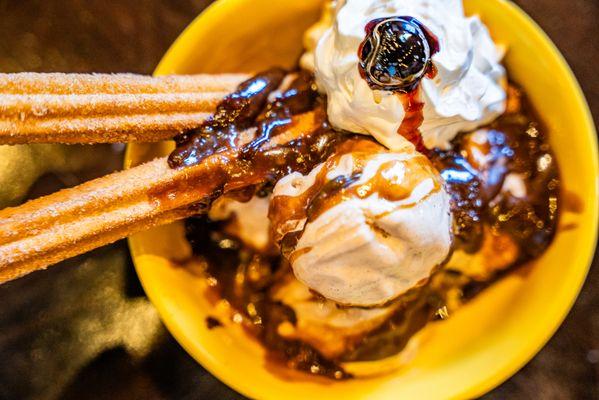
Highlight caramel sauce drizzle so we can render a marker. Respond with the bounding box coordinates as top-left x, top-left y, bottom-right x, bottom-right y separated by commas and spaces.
269, 140, 441, 258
